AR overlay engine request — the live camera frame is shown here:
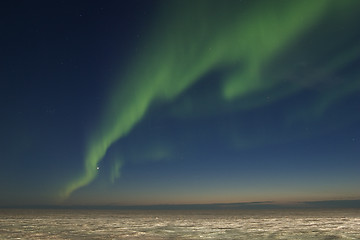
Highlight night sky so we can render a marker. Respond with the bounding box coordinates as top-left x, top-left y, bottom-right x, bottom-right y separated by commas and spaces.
1, 0, 360, 207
